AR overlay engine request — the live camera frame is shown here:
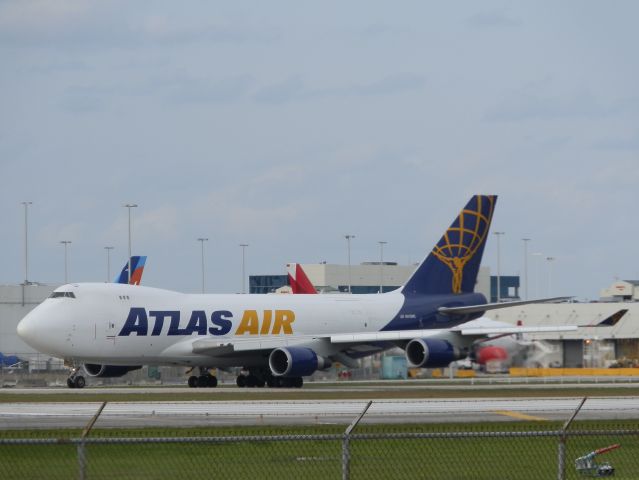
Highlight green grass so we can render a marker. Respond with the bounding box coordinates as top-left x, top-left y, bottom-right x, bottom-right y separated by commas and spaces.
1, 421, 638, 479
